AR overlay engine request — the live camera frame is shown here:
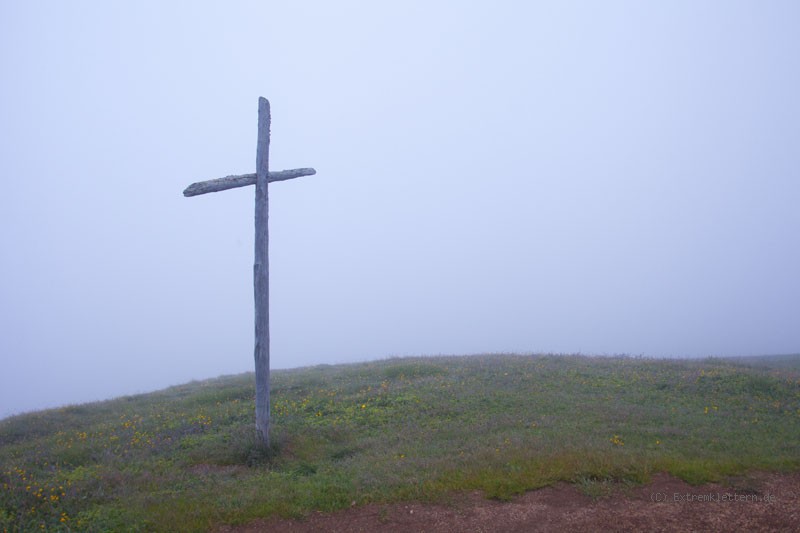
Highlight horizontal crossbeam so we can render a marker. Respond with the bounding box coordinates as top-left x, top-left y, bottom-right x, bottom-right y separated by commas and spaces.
183, 167, 316, 197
